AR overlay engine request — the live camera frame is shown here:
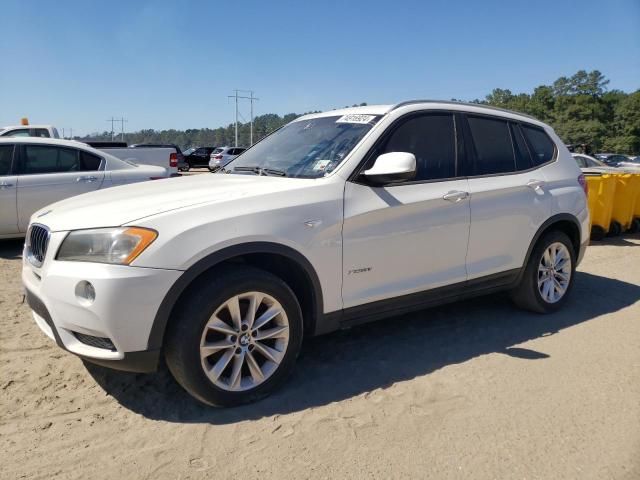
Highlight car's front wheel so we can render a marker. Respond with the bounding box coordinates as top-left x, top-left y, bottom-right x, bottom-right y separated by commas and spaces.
511, 231, 576, 313
164, 266, 303, 407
